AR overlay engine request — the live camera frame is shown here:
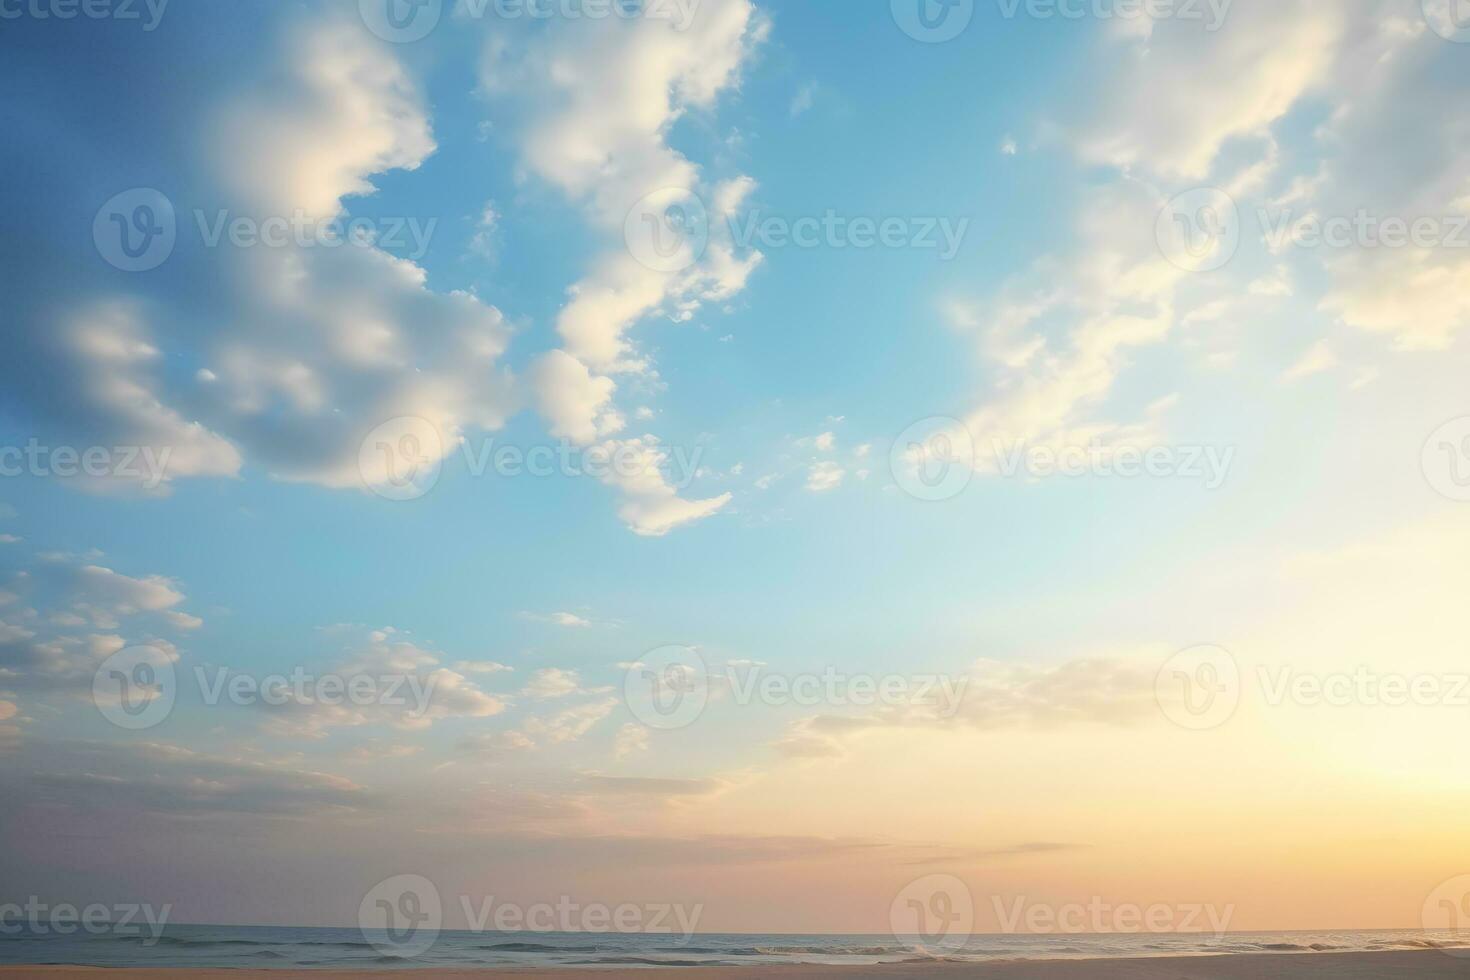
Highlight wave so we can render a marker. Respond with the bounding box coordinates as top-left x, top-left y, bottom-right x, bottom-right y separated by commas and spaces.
147, 936, 377, 950
570, 957, 717, 967
752, 944, 912, 956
